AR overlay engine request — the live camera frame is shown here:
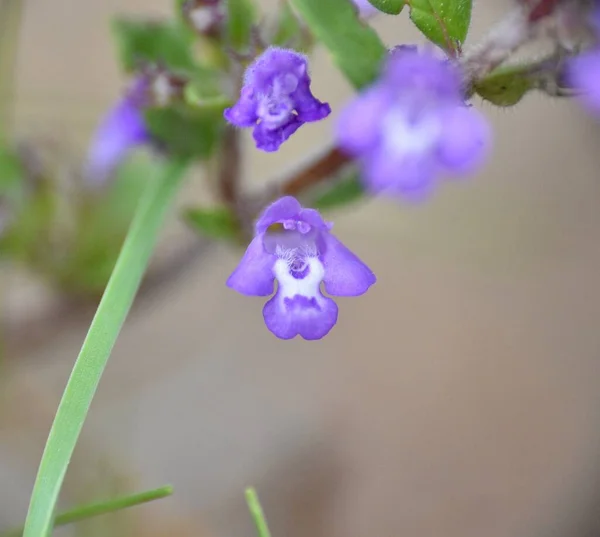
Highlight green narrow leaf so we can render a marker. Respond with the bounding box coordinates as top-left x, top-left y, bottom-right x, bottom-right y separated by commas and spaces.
184, 206, 239, 240
227, 0, 257, 50
21, 159, 189, 537
290, 0, 387, 89
366, 0, 404, 15
3, 486, 173, 537
245, 488, 272, 537
111, 18, 195, 72
312, 171, 364, 210
408, 0, 472, 50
